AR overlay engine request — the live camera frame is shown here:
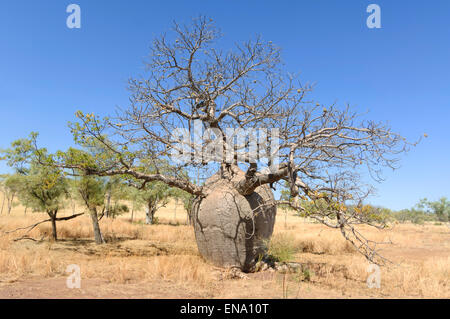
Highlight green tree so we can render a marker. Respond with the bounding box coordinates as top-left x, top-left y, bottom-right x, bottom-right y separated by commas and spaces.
124, 186, 145, 223
103, 176, 125, 218
1, 140, 83, 241
74, 175, 129, 243
419, 197, 450, 222
0, 174, 23, 215
139, 181, 174, 225
74, 176, 107, 244
18, 164, 70, 240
